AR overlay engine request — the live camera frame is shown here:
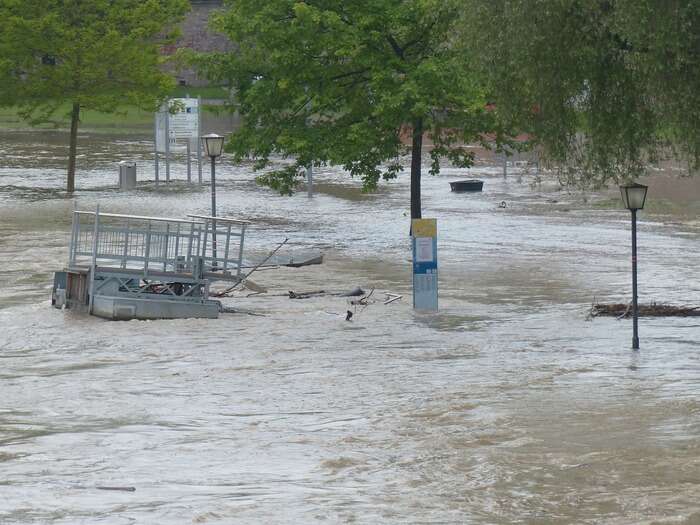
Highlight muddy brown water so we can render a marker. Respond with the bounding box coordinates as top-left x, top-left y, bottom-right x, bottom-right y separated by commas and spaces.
0, 131, 699, 524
